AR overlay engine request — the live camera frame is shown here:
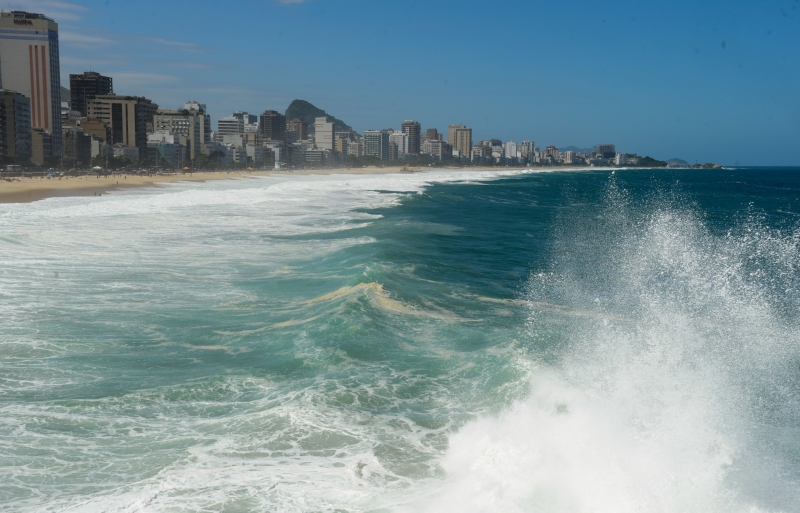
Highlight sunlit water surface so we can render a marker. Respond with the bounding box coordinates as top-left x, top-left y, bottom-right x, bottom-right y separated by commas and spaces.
1, 168, 799, 512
